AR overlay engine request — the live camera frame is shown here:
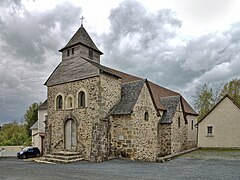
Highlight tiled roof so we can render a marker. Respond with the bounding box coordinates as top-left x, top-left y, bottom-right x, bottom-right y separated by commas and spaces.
105, 67, 197, 115
30, 121, 38, 130
59, 26, 103, 54
111, 80, 145, 115
39, 99, 47, 110
160, 96, 181, 124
